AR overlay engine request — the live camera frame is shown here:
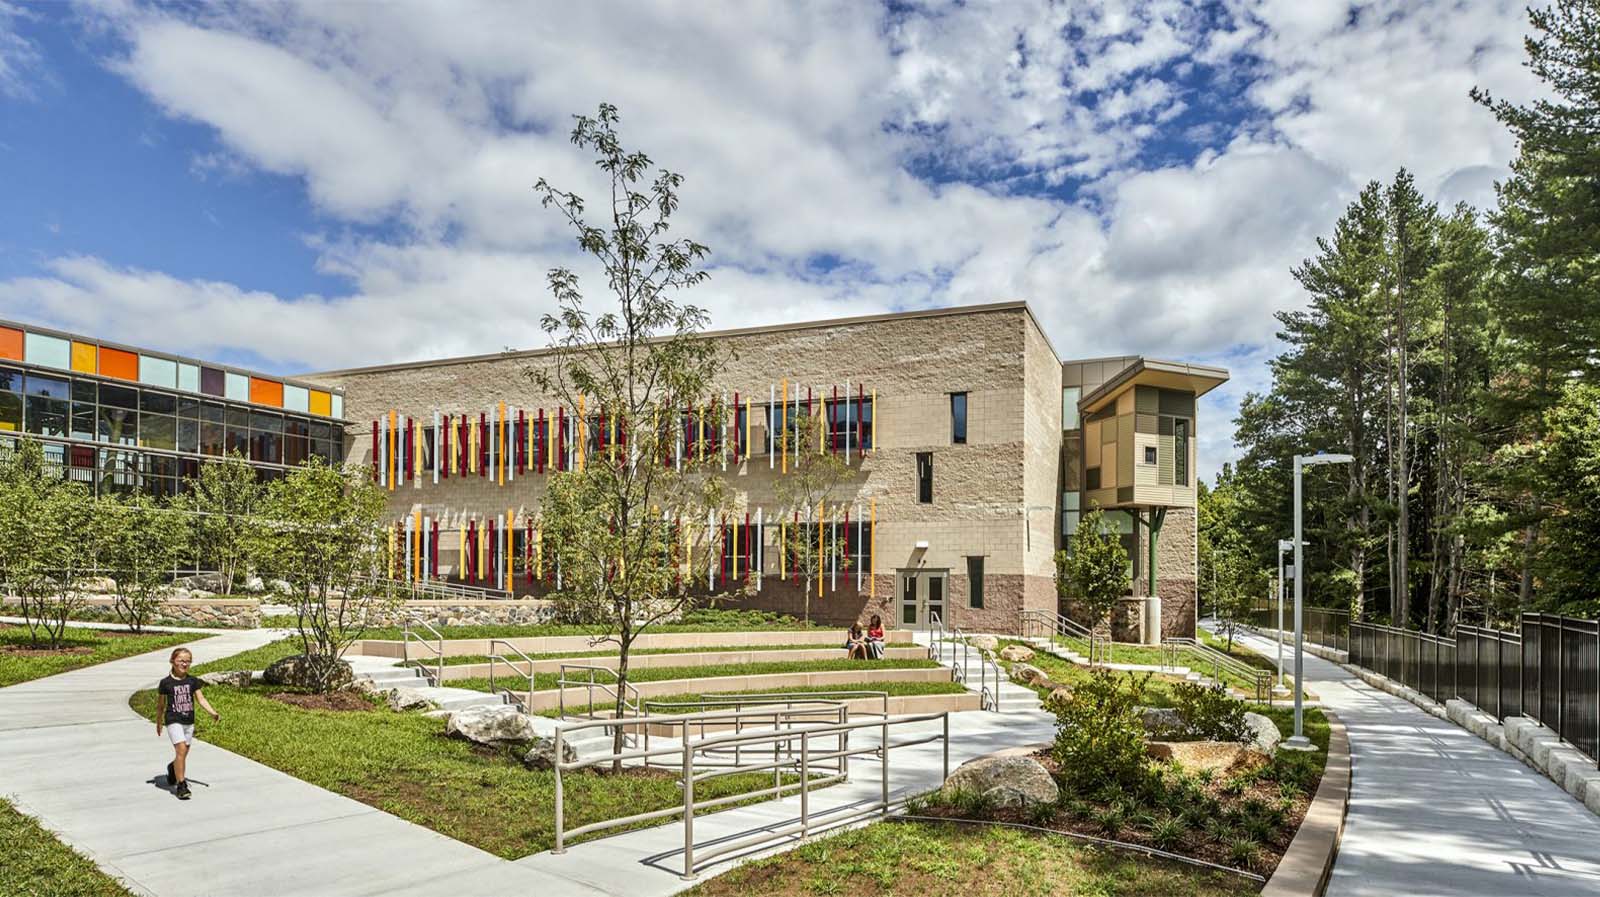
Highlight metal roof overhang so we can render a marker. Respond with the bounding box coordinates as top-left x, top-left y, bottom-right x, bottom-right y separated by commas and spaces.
1078, 358, 1230, 415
